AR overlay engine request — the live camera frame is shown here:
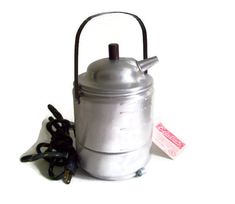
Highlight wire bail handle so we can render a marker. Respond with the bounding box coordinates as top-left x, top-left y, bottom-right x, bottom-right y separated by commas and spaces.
74, 11, 148, 100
